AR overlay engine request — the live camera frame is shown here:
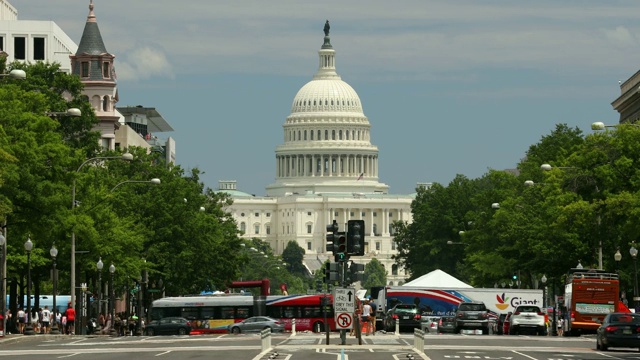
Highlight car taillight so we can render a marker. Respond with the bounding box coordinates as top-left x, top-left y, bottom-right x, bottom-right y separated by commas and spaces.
274, 321, 280, 325
186, 322, 191, 326
514, 311, 520, 315
392, 314, 398, 319
415, 314, 421, 320
537, 312, 544, 316
439, 319, 443, 325
605, 325, 619, 333
571, 311, 575, 321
